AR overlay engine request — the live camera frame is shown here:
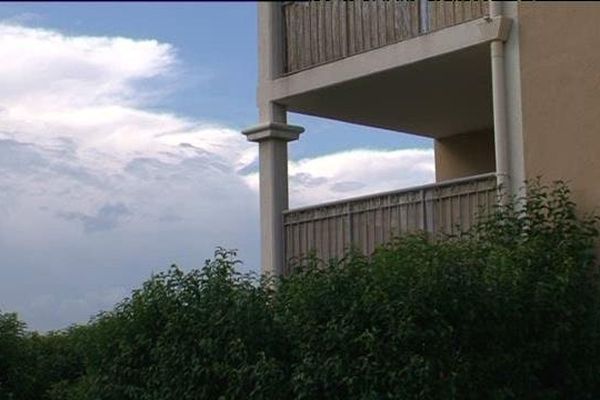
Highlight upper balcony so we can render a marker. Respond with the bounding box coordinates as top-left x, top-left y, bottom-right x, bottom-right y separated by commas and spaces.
282, 0, 489, 75
258, 1, 510, 140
